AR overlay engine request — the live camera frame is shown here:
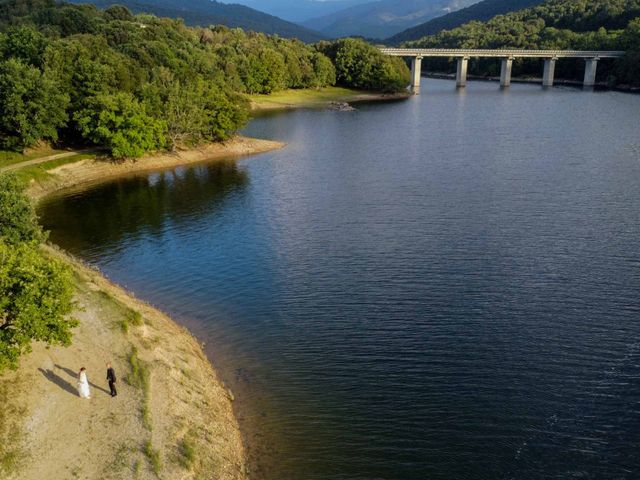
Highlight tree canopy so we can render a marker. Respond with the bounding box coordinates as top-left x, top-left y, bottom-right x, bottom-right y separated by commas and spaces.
0, 0, 410, 158
0, 173, 76, 371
